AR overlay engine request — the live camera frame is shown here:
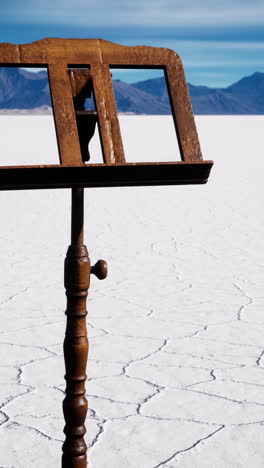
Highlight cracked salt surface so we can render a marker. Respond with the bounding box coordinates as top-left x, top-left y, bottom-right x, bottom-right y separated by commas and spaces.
0, 115, 264, 466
